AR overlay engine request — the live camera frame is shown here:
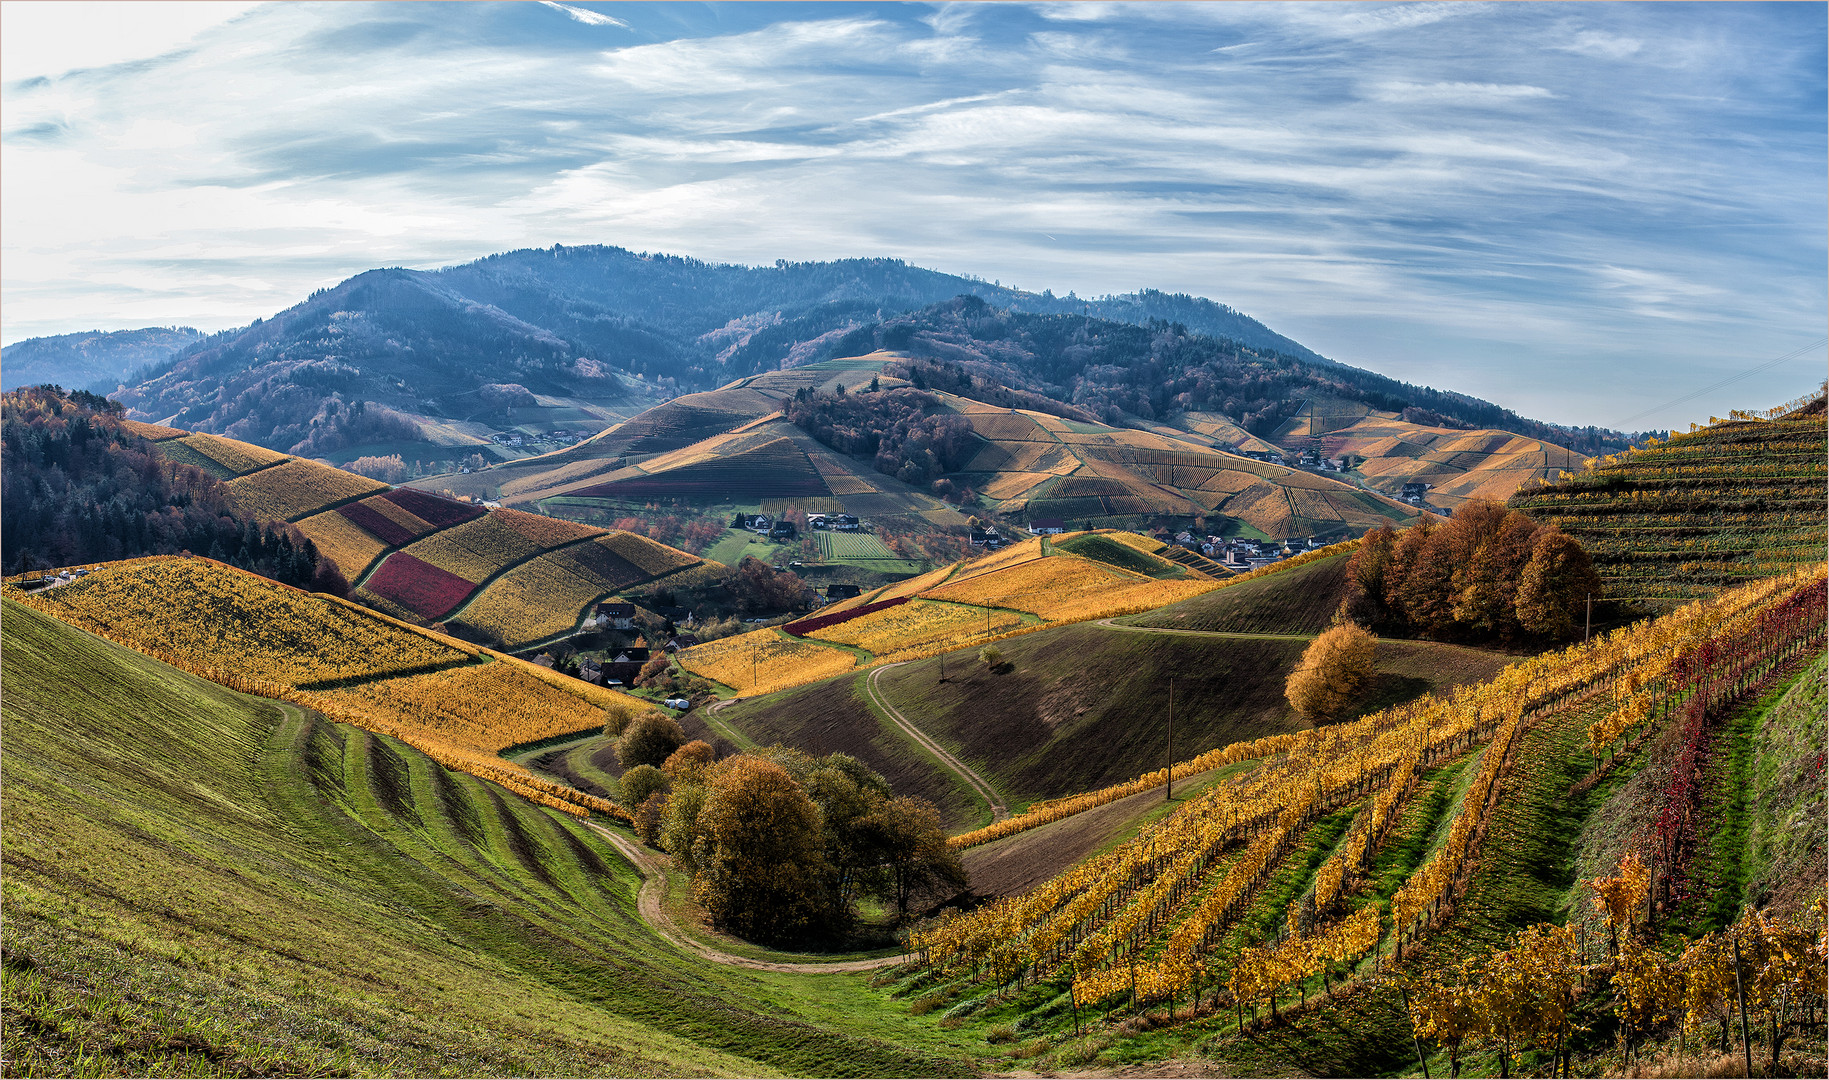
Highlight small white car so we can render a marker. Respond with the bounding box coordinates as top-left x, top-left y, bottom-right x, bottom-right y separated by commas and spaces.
663, 697, 692, 710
